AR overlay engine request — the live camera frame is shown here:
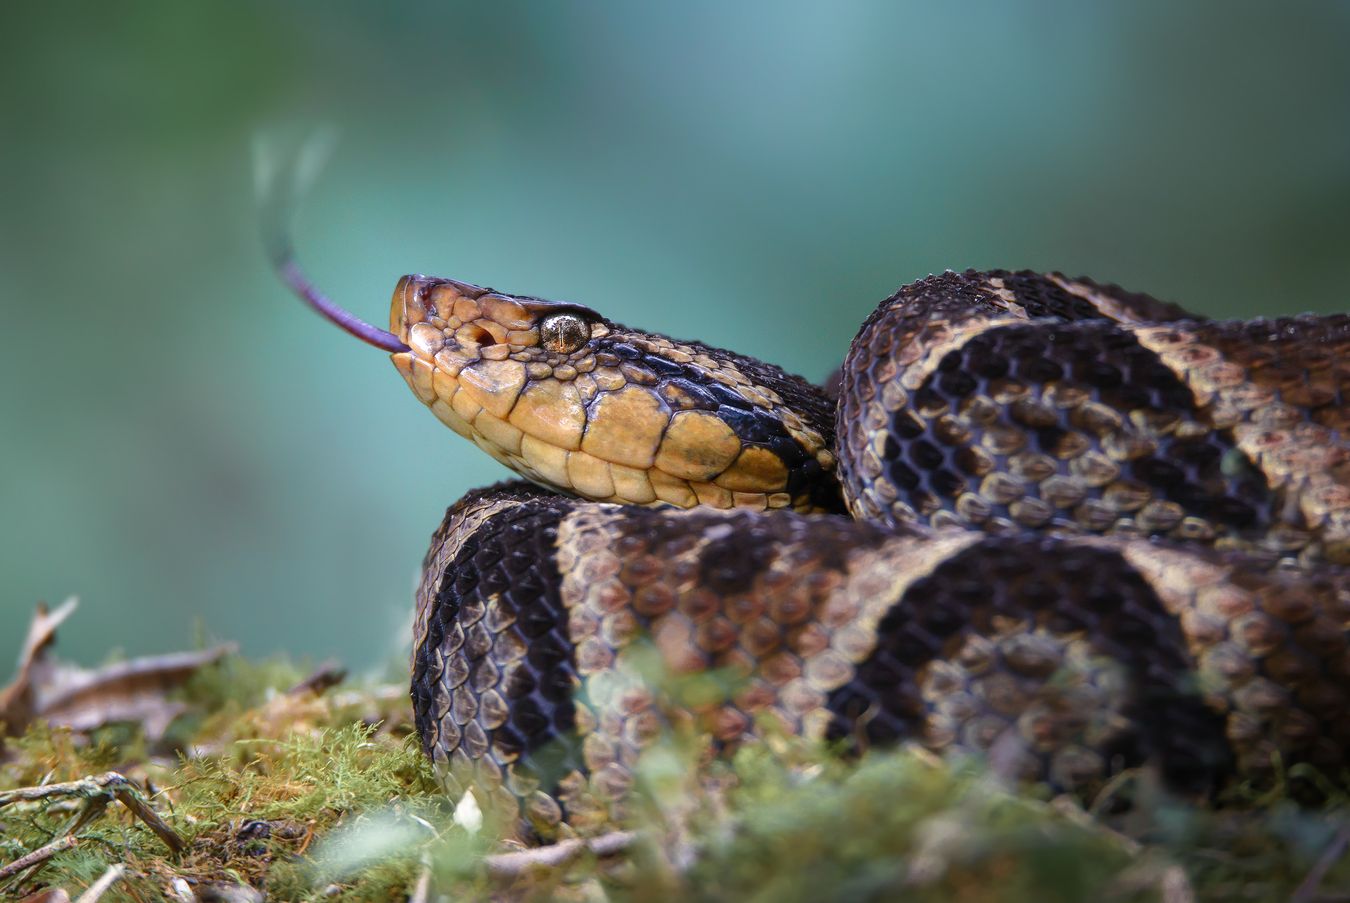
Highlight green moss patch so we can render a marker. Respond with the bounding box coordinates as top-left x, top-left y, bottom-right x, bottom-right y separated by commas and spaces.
2, 654, 1348, 901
